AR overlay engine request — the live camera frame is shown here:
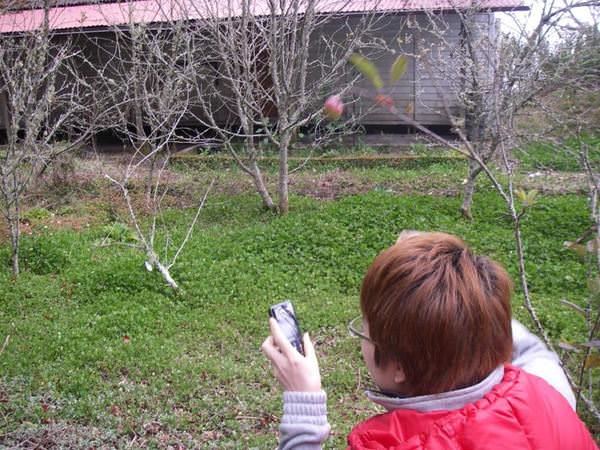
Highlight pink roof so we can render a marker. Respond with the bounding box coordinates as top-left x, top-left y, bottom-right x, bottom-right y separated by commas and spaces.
0, 0, 526, 33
